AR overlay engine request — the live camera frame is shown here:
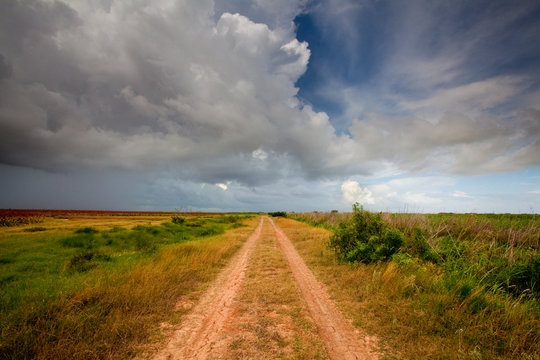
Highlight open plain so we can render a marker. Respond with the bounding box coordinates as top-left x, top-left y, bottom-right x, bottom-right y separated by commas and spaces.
1, 210, 538, 359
